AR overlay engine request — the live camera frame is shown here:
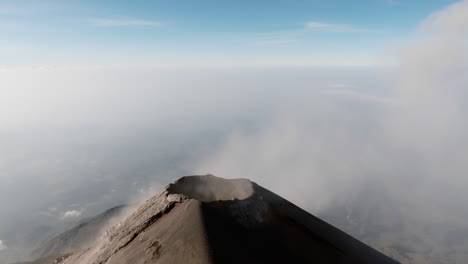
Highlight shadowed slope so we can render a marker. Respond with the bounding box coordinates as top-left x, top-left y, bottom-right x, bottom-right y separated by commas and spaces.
200, 182, 399, 263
